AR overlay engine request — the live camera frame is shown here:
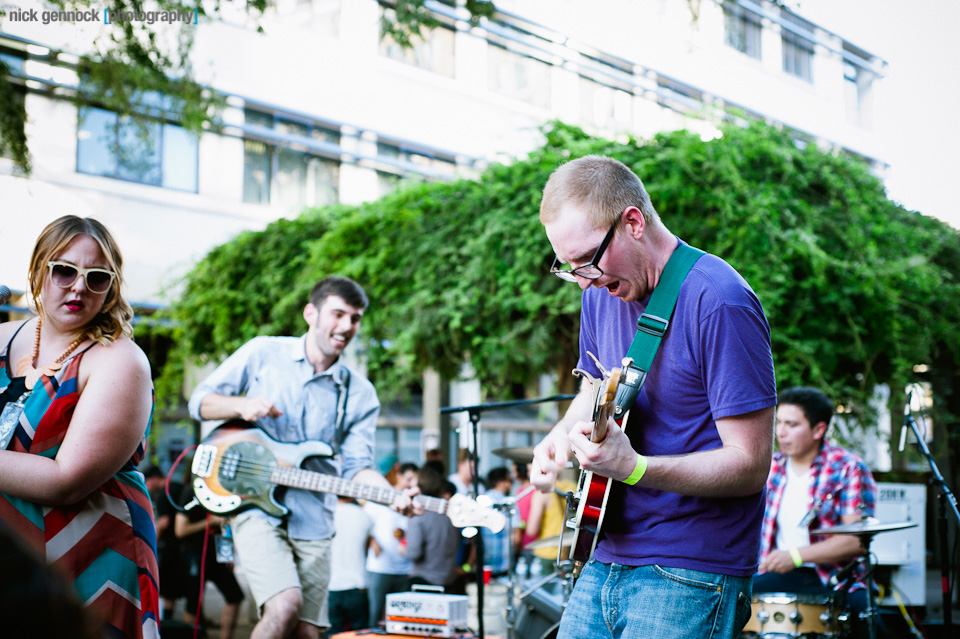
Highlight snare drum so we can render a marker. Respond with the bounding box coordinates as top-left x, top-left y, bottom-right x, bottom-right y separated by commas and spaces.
742, 592, 840, 637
